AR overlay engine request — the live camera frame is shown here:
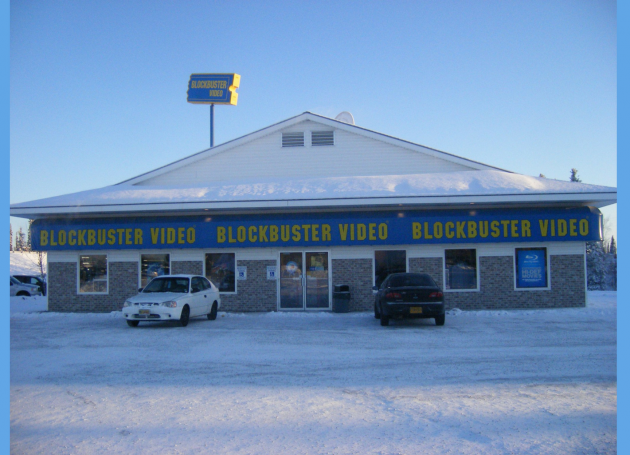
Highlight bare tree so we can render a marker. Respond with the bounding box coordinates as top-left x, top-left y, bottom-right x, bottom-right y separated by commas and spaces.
10, 223, 13, 252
